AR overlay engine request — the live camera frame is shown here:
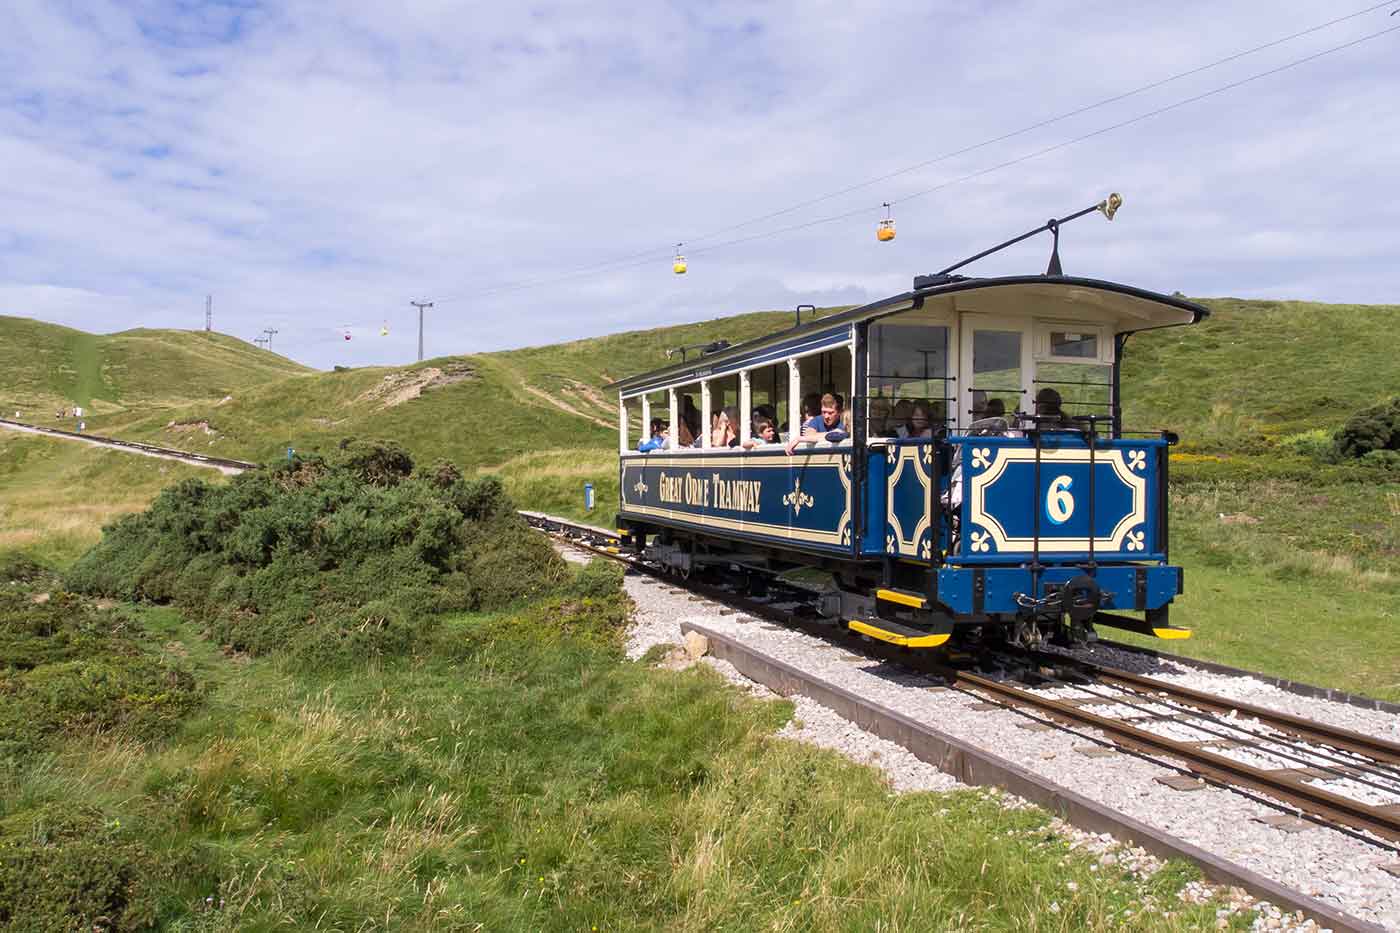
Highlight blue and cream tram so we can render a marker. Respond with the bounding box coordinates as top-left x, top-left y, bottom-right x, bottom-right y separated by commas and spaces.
610, 209, 1208, 650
